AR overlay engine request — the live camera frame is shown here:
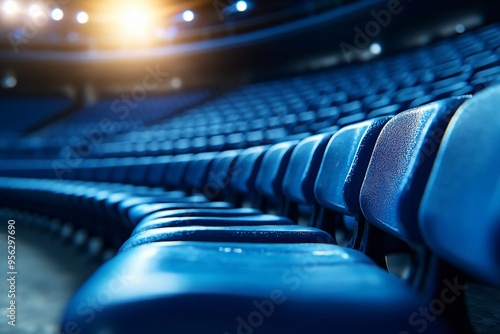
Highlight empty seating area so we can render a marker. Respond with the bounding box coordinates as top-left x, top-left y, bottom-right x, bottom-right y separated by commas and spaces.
1, 24, 499, 161
0, 94, 72, 156
0, 24, 499, 333
60, 23, 500, 157
0, 91, 212, 159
